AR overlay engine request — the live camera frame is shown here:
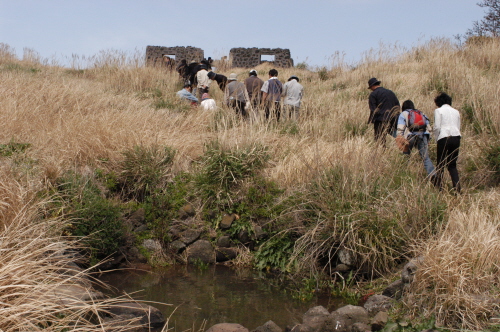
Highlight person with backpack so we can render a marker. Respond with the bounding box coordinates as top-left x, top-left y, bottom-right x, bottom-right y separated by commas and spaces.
261, 69, 283, 120
396, 100, 435, 178
433, 92, 461, 193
